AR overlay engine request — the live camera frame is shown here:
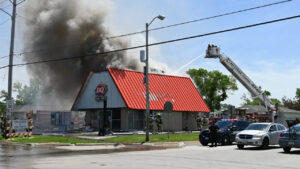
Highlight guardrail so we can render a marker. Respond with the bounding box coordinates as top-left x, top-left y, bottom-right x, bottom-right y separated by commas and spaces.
3, 119, 33, 138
